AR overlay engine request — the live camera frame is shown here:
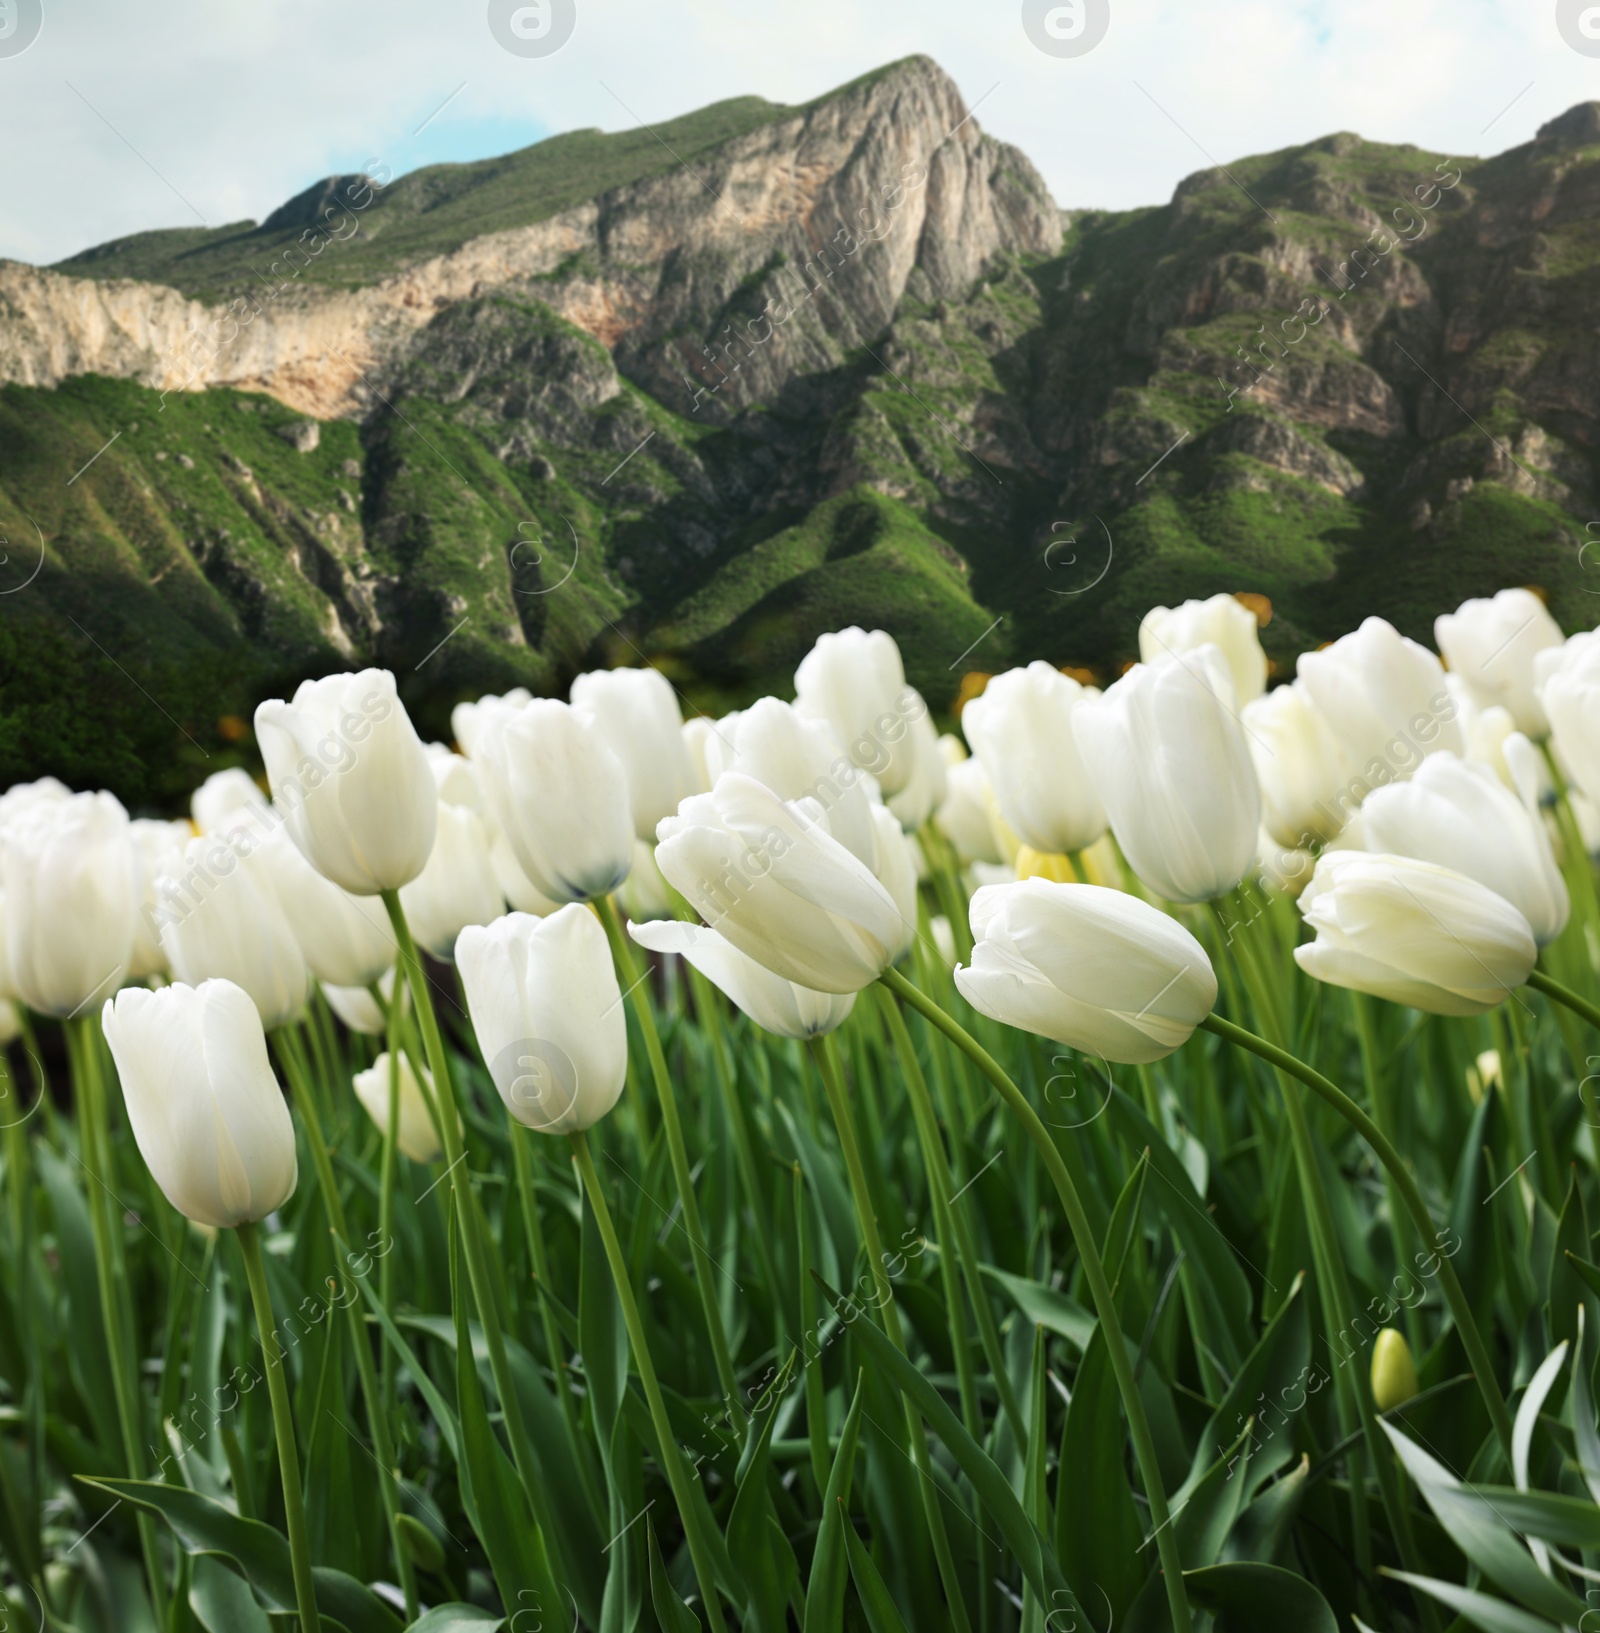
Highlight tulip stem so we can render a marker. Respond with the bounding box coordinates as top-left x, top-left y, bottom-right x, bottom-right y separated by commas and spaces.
380, 1016, 401, 1414
236, 1220, 321, 1633
380, 891, 563, 1596
271, 1029, 420, 1622
595, 895, 744, 1423
568, 1130, 729, 1633
877, 966, 1194, 1633
1527, 967, 1600, 1033
1199, 1011, 1515, 1456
